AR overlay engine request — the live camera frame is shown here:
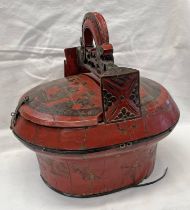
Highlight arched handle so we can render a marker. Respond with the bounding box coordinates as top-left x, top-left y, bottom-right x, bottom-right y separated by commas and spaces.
64, 12, 114, 78
80, 12, 114, 75
81, 12, 109, 47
